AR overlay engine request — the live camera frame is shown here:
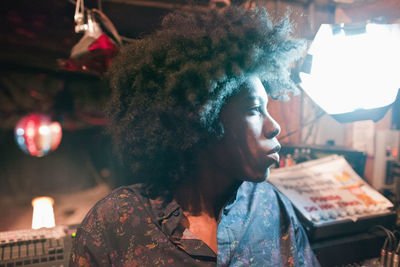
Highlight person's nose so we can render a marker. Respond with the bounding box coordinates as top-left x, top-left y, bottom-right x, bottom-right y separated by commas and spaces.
263, 113, 281, 139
